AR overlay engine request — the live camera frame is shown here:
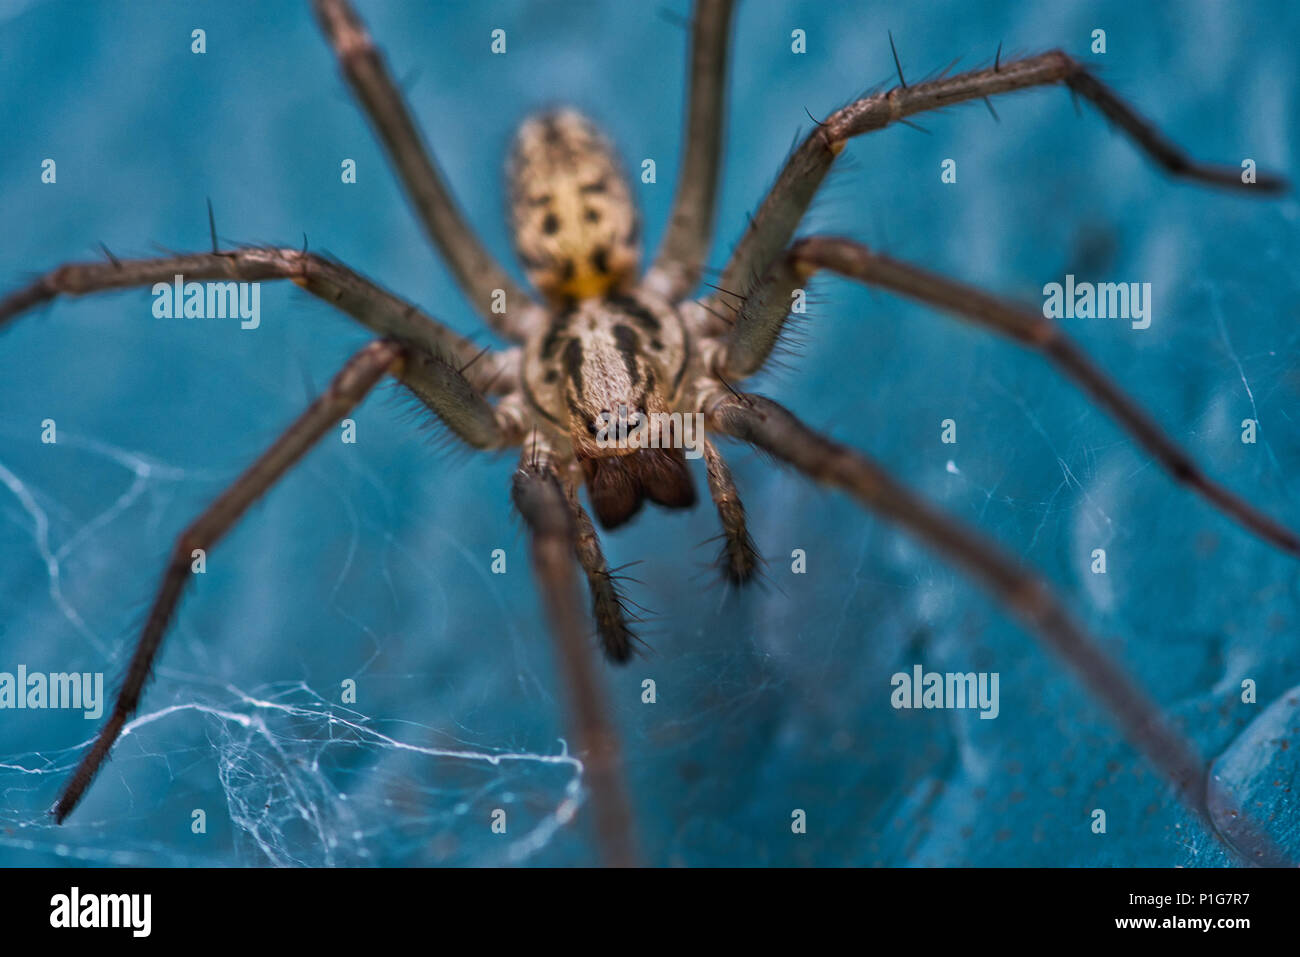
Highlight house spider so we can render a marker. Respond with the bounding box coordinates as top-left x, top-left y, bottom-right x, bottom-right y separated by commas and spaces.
3, 0, 1293, 866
